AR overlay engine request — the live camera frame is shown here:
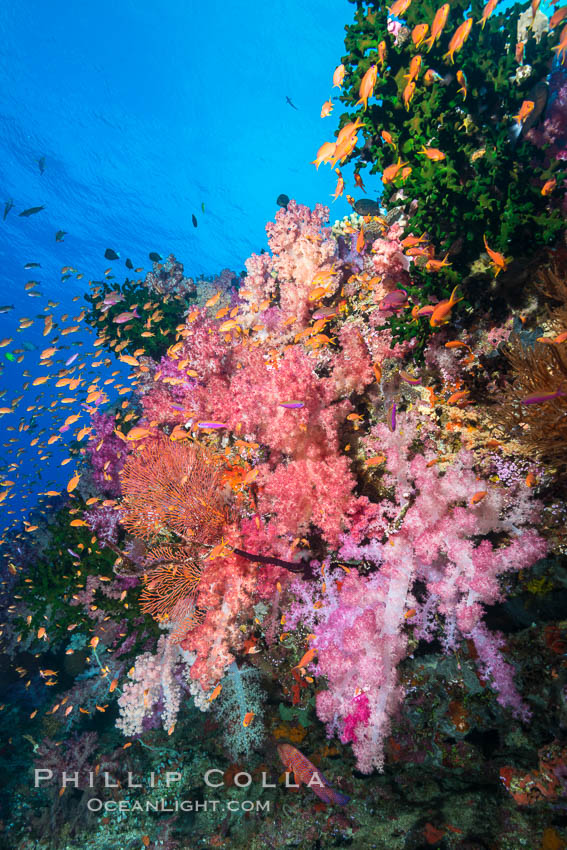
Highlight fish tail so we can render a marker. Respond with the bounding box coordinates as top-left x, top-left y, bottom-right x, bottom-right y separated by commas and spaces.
313, 785, 350, 805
